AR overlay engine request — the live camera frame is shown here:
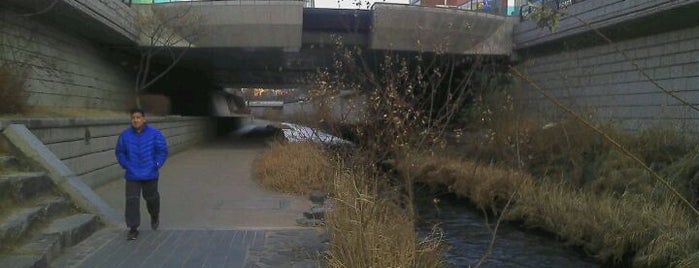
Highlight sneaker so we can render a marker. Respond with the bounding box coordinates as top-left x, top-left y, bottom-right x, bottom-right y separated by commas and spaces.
127, 229, 139, 240
151, 215, 159, 231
